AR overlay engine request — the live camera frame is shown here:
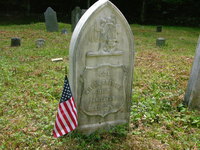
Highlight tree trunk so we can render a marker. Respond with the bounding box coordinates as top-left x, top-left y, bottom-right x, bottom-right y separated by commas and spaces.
27, 0, 30, 16
140, 0, 146, 24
